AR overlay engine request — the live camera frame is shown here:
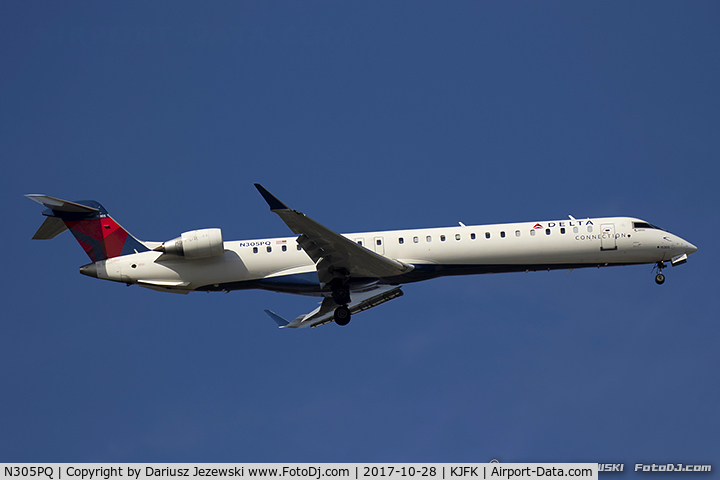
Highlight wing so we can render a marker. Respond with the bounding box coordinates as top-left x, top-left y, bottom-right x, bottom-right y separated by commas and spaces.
264, 285, 404, 328
254, 184, 411, 288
